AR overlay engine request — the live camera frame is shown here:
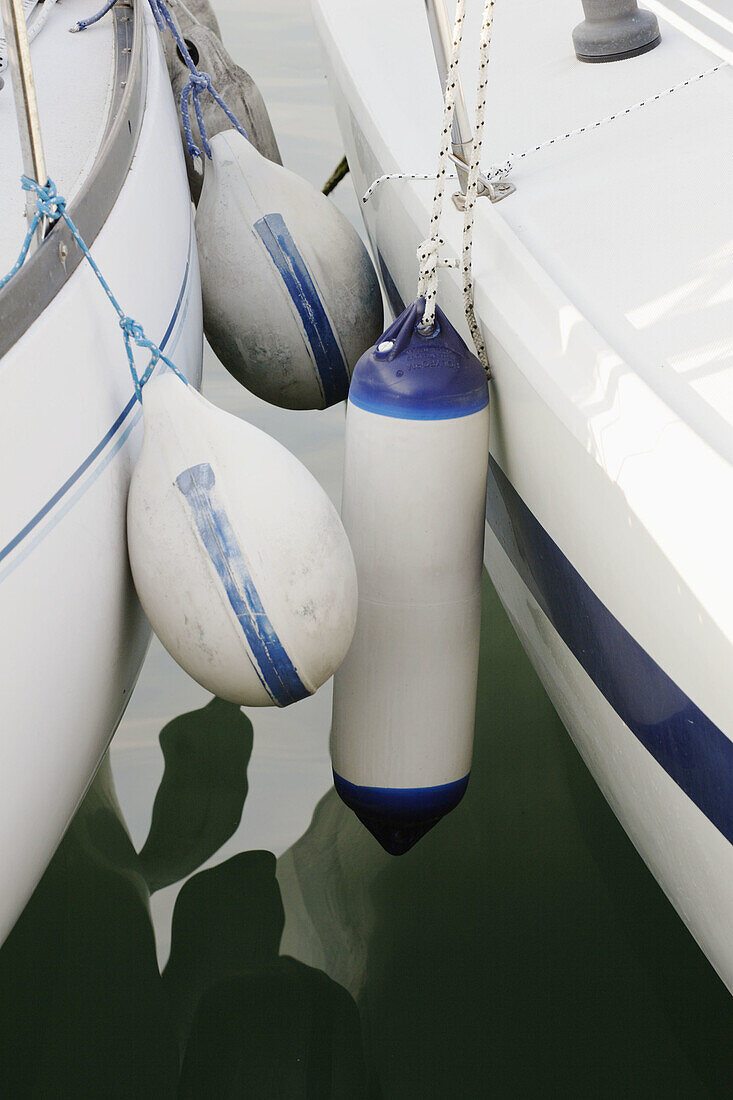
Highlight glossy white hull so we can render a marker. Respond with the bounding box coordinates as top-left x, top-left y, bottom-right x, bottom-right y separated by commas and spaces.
312, 0, 733, 989
0, 13, 202, 940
